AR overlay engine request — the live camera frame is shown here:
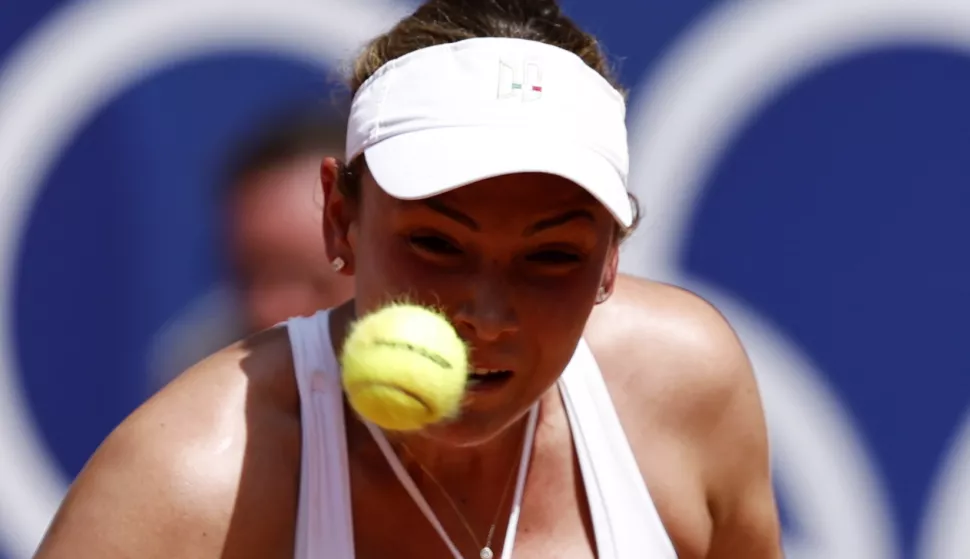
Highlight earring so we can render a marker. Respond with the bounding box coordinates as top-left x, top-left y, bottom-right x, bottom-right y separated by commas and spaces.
331, 257, 345, 272
595, 286, 608, 303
